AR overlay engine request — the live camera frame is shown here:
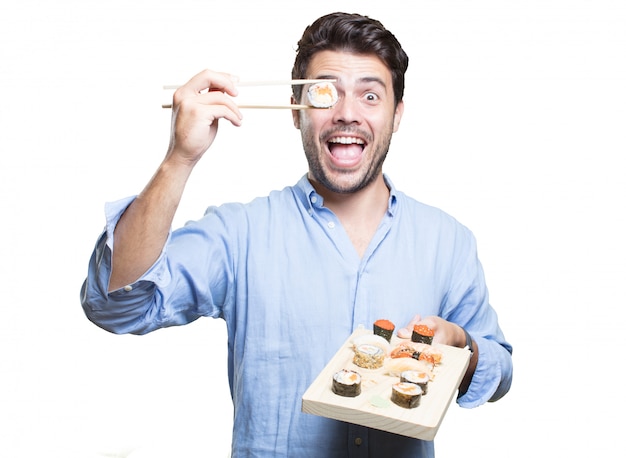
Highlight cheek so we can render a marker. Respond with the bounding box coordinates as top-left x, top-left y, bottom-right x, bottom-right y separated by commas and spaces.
369, 115, 394, 138
298, 113, 323, 138
372, 110, 400, 136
